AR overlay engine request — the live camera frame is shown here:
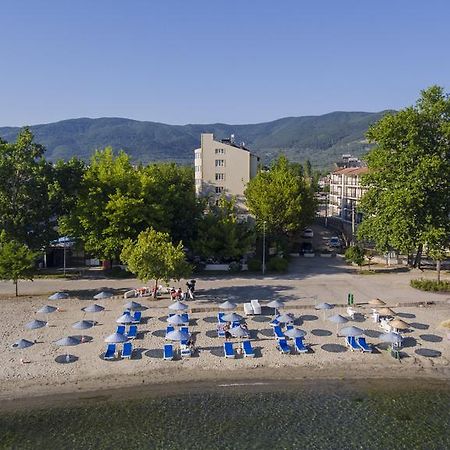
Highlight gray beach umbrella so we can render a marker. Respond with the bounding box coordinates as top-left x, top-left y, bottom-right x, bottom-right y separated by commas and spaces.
124, 301, 142, 310
12, 339, 34, 349
219, 300, 237, 310
48, 292, 69, 300
230, 326, 247, 338
284, 328, 306, 339
166, 330, 190, 342
72, 320, 93, 342
168, 301, 189, 311
340, 326, 364, 337
380, 332, 403, 344
267, 299, 284, 309
167, 314, 187, 325
328, 314, 349, 335
105, 333, 128, 343
116, 314, 133, 324
55, 336, 80, 362
222, 312, 243, 323
315, 302, 333, 310
83, 304, 105, 313
37, 305, 57, 314
276, 313, 294, 324
94, 291, 113, 300
25, 319, 47, 330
